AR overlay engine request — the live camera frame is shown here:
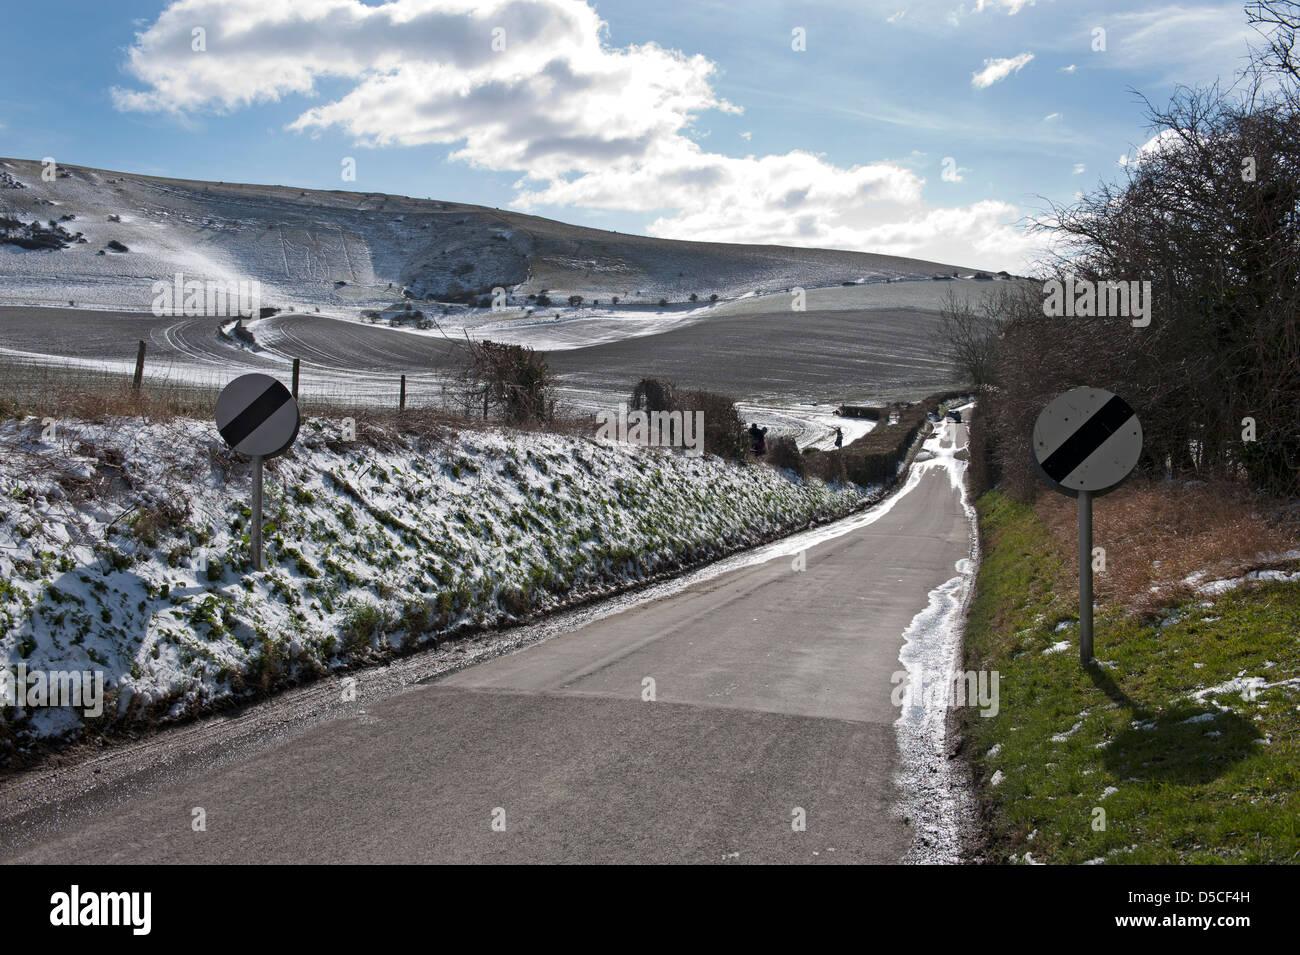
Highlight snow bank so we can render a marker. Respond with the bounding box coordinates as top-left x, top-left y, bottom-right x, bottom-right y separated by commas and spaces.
892, 417, 981, 863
